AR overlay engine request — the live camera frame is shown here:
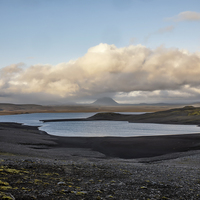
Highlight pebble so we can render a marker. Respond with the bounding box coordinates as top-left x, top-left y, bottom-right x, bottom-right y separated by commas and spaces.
1, 153, 200, 199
